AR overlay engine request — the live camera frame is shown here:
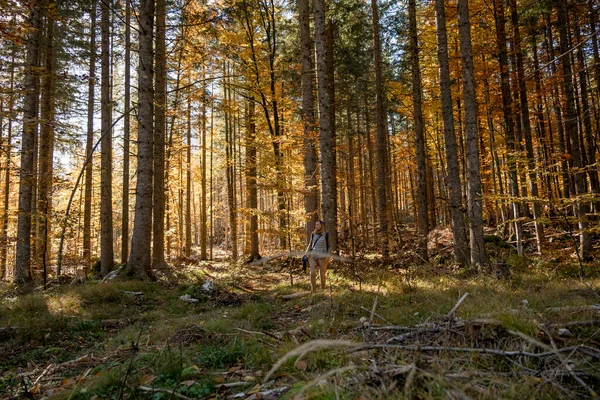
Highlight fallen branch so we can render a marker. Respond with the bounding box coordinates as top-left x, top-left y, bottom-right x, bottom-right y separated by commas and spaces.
139, 385, 194, 400
244, 386, 289, 400
360, 306, 393, 325
281, 291, 311, 299
263, 340, 356, 383
235, 328, 281, 341
348, 344, 599, 359
447, 292, 469, 318
545, 304, 600, 313
543, 320, 600, 329
295, 365, 356, 398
